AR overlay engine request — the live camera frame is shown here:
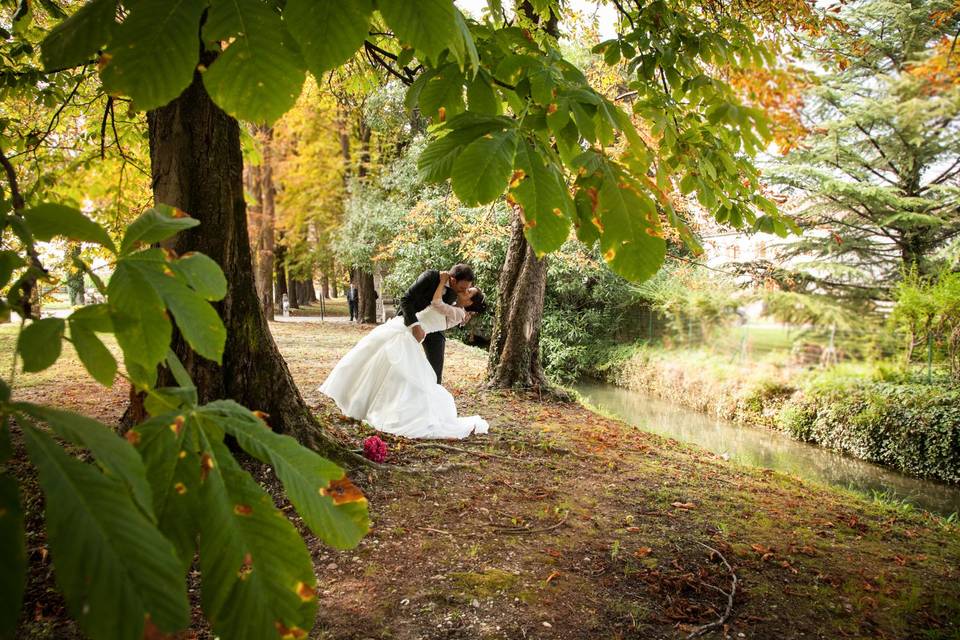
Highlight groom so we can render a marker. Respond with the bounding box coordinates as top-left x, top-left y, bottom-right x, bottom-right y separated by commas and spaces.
399, 264, 475, 383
